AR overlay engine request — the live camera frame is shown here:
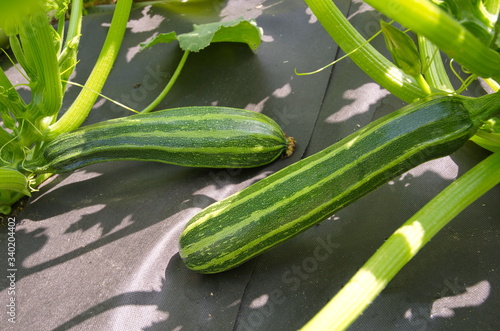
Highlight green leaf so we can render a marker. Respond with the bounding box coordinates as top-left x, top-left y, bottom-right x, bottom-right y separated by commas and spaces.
140, 31, 178, 50
380, 21, 422, 77
141, 18, 262, 53
179, 18, 262, 52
